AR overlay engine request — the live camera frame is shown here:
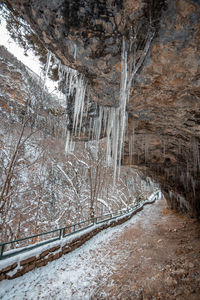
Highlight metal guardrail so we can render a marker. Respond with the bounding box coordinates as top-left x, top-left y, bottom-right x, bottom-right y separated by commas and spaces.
0, 191, 159, 260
